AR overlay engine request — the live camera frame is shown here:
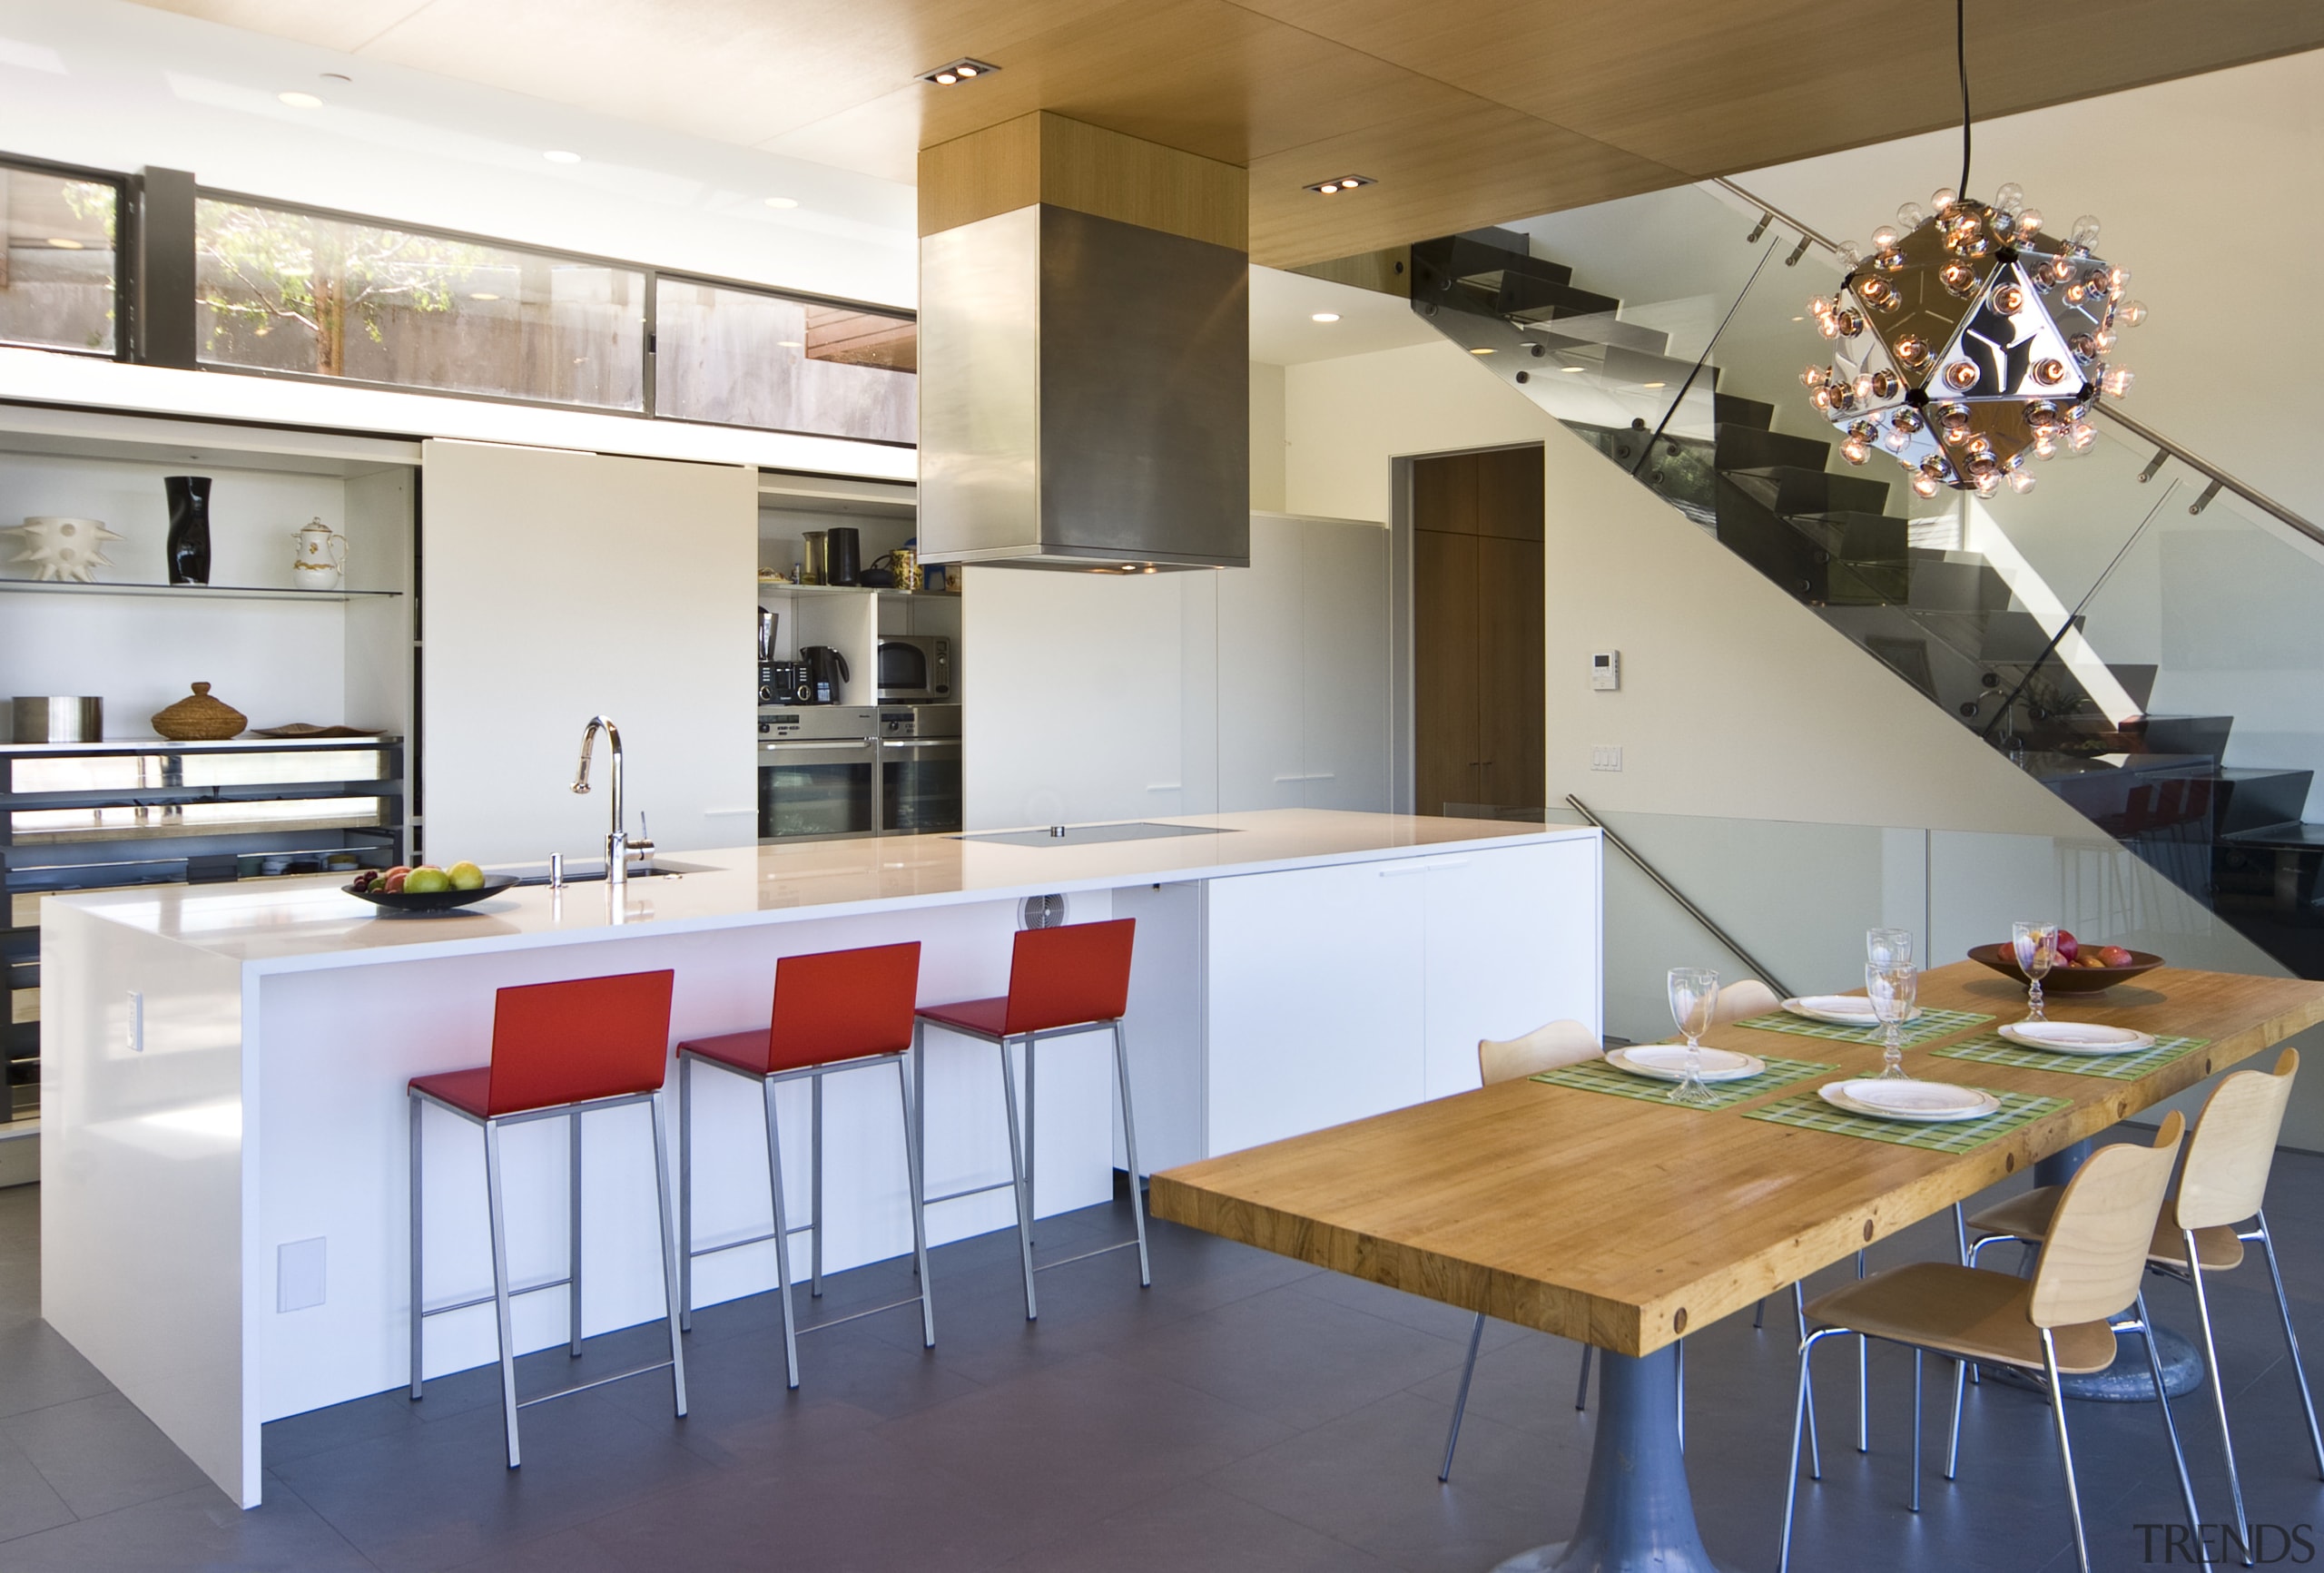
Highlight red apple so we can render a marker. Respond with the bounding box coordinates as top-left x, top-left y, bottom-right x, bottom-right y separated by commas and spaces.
2099, 945, 2135, 968
2054, 929, 2079, 964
